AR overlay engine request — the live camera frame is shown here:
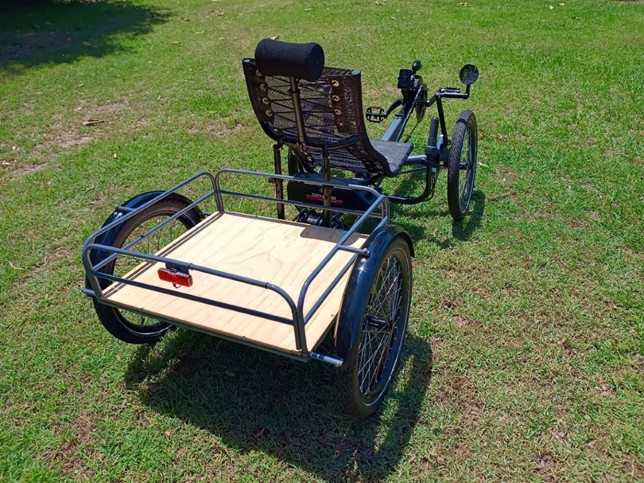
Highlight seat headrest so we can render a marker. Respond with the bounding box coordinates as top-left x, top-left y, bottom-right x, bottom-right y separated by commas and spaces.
254, 39, 325, 81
